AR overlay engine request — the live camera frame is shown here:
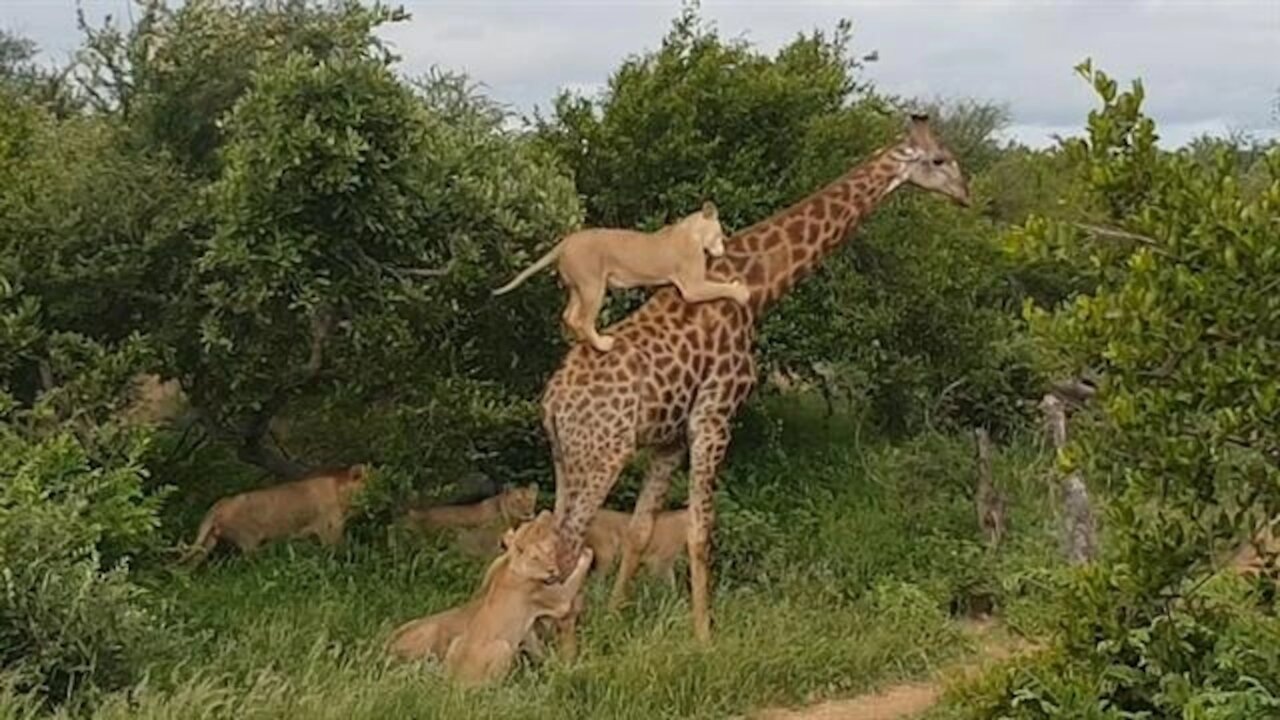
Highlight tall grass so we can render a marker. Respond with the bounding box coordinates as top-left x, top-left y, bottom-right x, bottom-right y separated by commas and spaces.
11, 397, 1062, 718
